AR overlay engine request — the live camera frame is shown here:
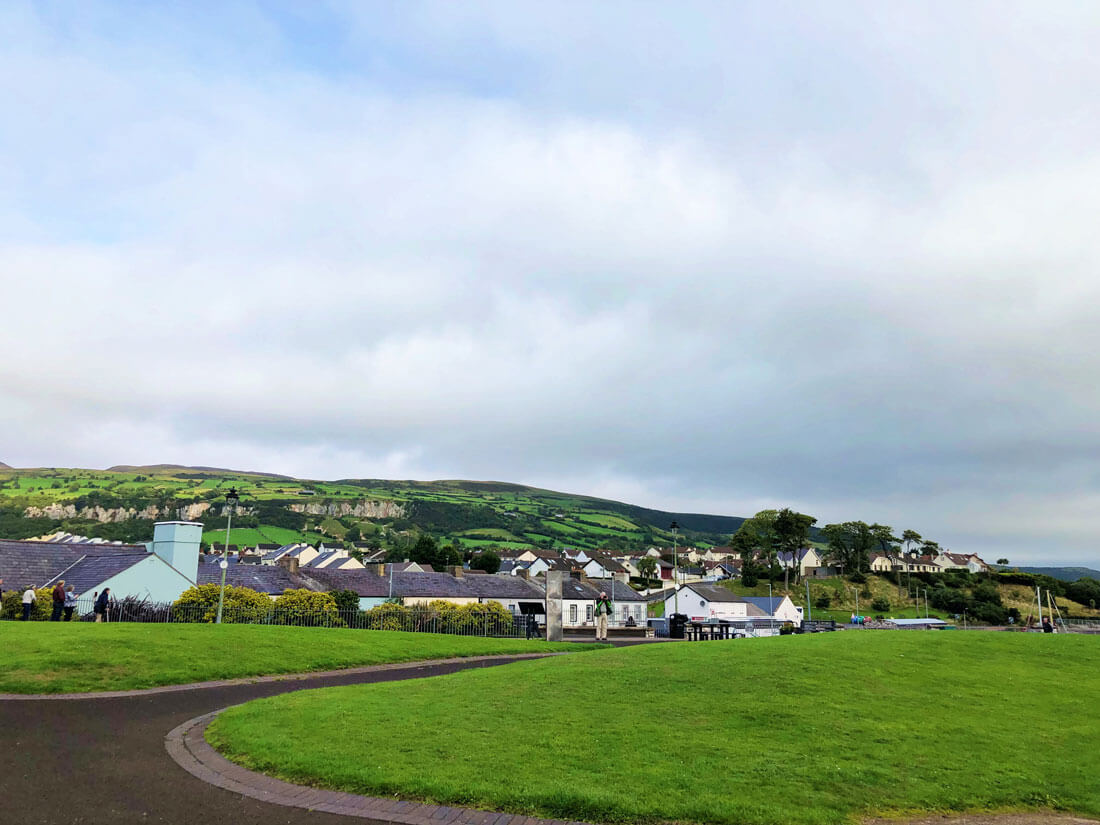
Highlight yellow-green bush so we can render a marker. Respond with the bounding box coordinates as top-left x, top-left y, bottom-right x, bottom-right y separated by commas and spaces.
174, 584, 272, 623
363, 602, 412, 631
273, 589, 340, 625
